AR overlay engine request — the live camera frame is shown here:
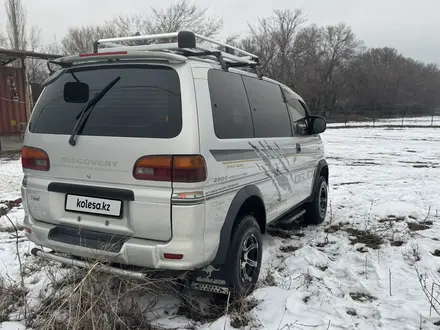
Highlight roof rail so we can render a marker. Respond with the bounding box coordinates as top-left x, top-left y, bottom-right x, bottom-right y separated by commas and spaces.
94, 31, 262, 76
